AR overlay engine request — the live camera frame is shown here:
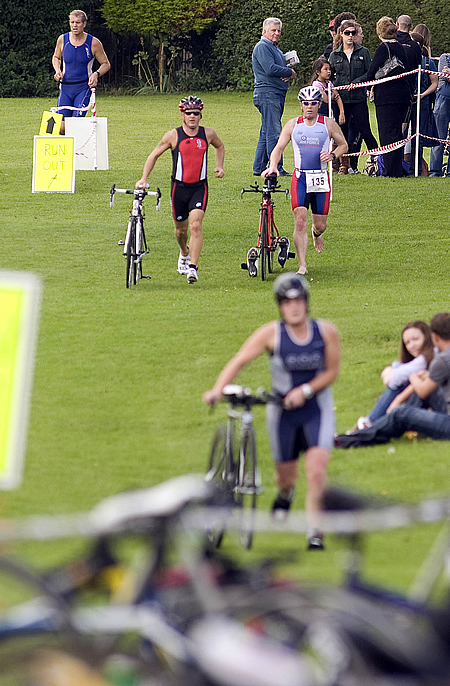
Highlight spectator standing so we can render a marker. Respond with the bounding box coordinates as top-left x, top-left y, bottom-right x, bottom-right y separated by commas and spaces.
311, 58, 345, 124
429, 52, 450, 177
413, 24, 432, 57
323, 19, 336, 60
329, 21, 378, 174
409, 32, 438, 176
252, 17, 295, 176
396, 14, 422, 125
367, 16, 410, 177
